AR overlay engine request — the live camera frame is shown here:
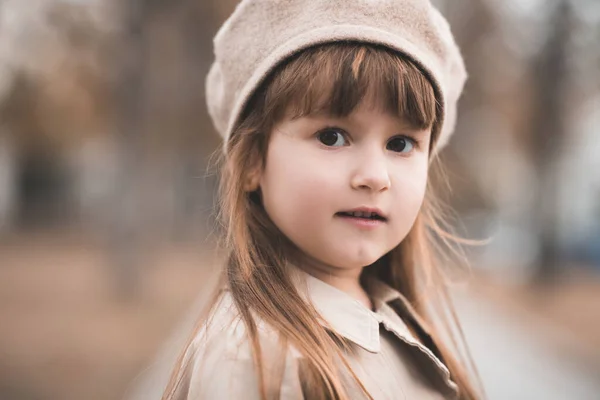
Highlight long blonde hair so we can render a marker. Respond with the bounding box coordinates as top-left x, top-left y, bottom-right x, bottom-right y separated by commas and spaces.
163, 42, 482, 400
